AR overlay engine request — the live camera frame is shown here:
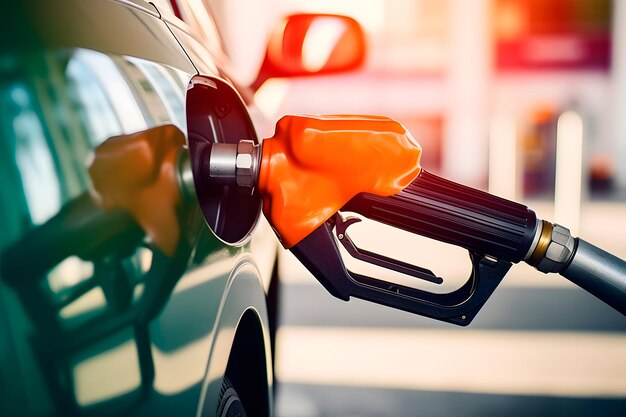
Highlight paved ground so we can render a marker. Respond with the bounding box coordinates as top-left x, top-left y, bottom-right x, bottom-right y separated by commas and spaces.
273, 202, 626, 417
